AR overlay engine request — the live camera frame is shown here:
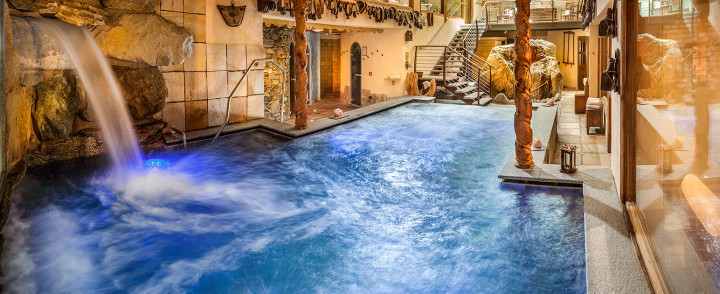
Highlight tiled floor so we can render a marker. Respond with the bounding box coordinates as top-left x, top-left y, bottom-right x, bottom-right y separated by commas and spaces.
552, 91, 611, 166
283, 93, 360, 125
